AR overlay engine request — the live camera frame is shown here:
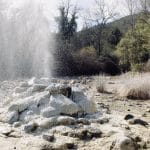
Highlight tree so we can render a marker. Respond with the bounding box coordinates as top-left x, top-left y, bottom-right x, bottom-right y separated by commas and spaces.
54, 0, 79, 76
138, 0, 150, 25
85, 0, 117, 55
108, 27, 122, 46
56, 0, 78, 41
139, 0, 150, 14
116, 19, 150, 72
125, 0, 138, 29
